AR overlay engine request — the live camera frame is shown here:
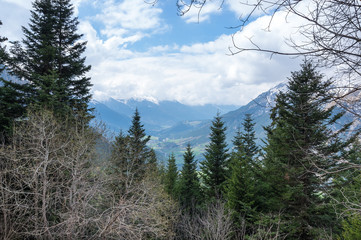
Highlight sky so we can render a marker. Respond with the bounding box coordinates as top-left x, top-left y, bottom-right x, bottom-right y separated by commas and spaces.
0, 0, 306, 106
